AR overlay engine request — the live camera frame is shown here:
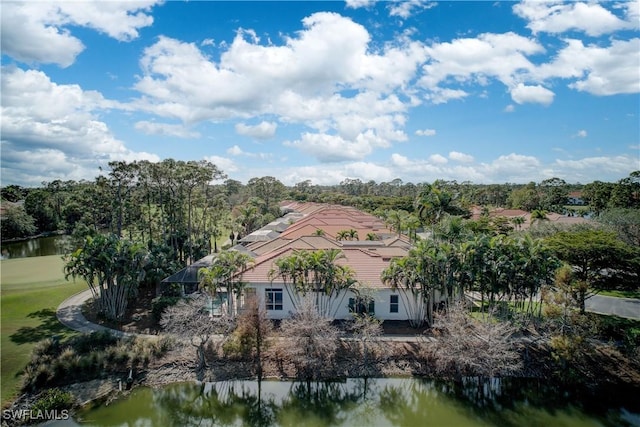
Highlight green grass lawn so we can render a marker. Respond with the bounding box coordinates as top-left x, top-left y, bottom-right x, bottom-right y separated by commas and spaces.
1, 255, 86, 406
598, 289, 640, 299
